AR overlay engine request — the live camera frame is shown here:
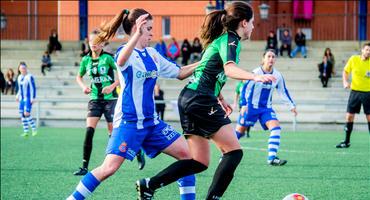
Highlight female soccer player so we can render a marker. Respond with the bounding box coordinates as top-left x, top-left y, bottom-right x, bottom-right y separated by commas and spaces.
236, 49, 297, 165
67, 8, 201, 200
139, 2, 275, 200
16, 62, 37, 137
73, 29, 120, 176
